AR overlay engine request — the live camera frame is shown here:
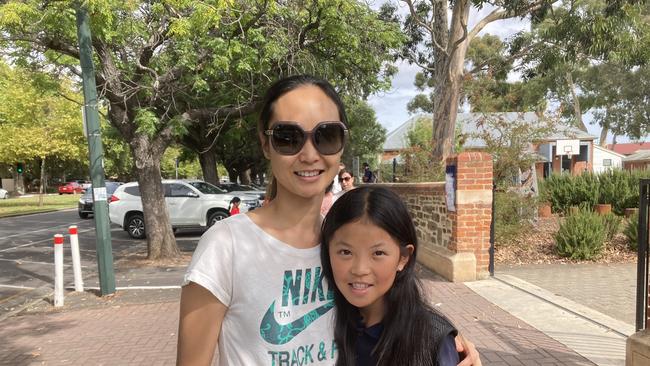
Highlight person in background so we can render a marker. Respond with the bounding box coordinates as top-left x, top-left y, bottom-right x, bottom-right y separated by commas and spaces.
228, 197, 241, 215
320, 182, 335, 216
331, 162, 345, 195
362, 162, 375, 183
